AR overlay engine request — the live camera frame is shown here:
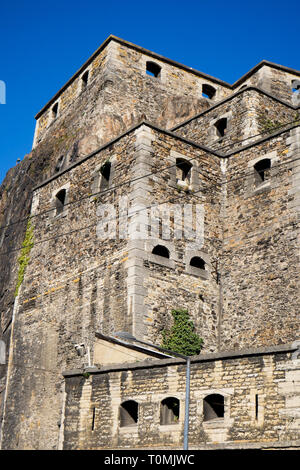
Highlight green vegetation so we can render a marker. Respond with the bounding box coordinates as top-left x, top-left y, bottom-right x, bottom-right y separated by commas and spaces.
258, 116, 284, 134
162, 308, 203, 356
15, 219, 34, 297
